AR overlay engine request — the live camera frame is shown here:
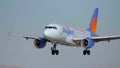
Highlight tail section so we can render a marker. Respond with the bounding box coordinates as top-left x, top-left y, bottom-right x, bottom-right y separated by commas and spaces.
87, 8, 98, 34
